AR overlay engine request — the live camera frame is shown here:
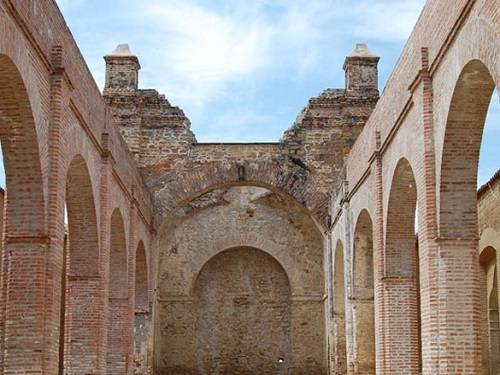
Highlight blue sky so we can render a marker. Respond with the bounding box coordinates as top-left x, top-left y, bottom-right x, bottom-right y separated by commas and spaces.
0, 0, 498, 186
